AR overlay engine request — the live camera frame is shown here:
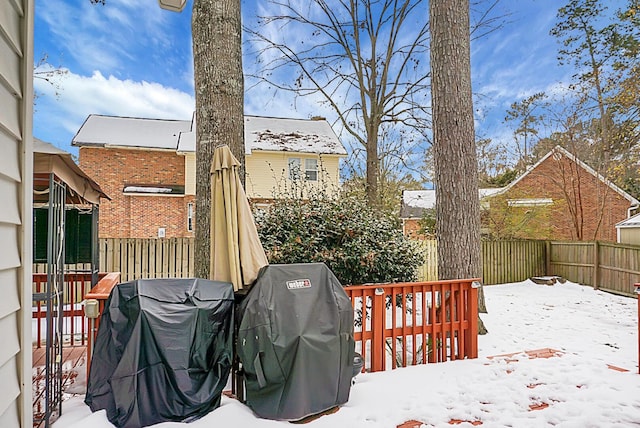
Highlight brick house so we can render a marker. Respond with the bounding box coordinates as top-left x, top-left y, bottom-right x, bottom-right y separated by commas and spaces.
400, 188, 502, 239
73, 114, 346, 238
401, 146, 639, 242
493, 146, 639, 241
